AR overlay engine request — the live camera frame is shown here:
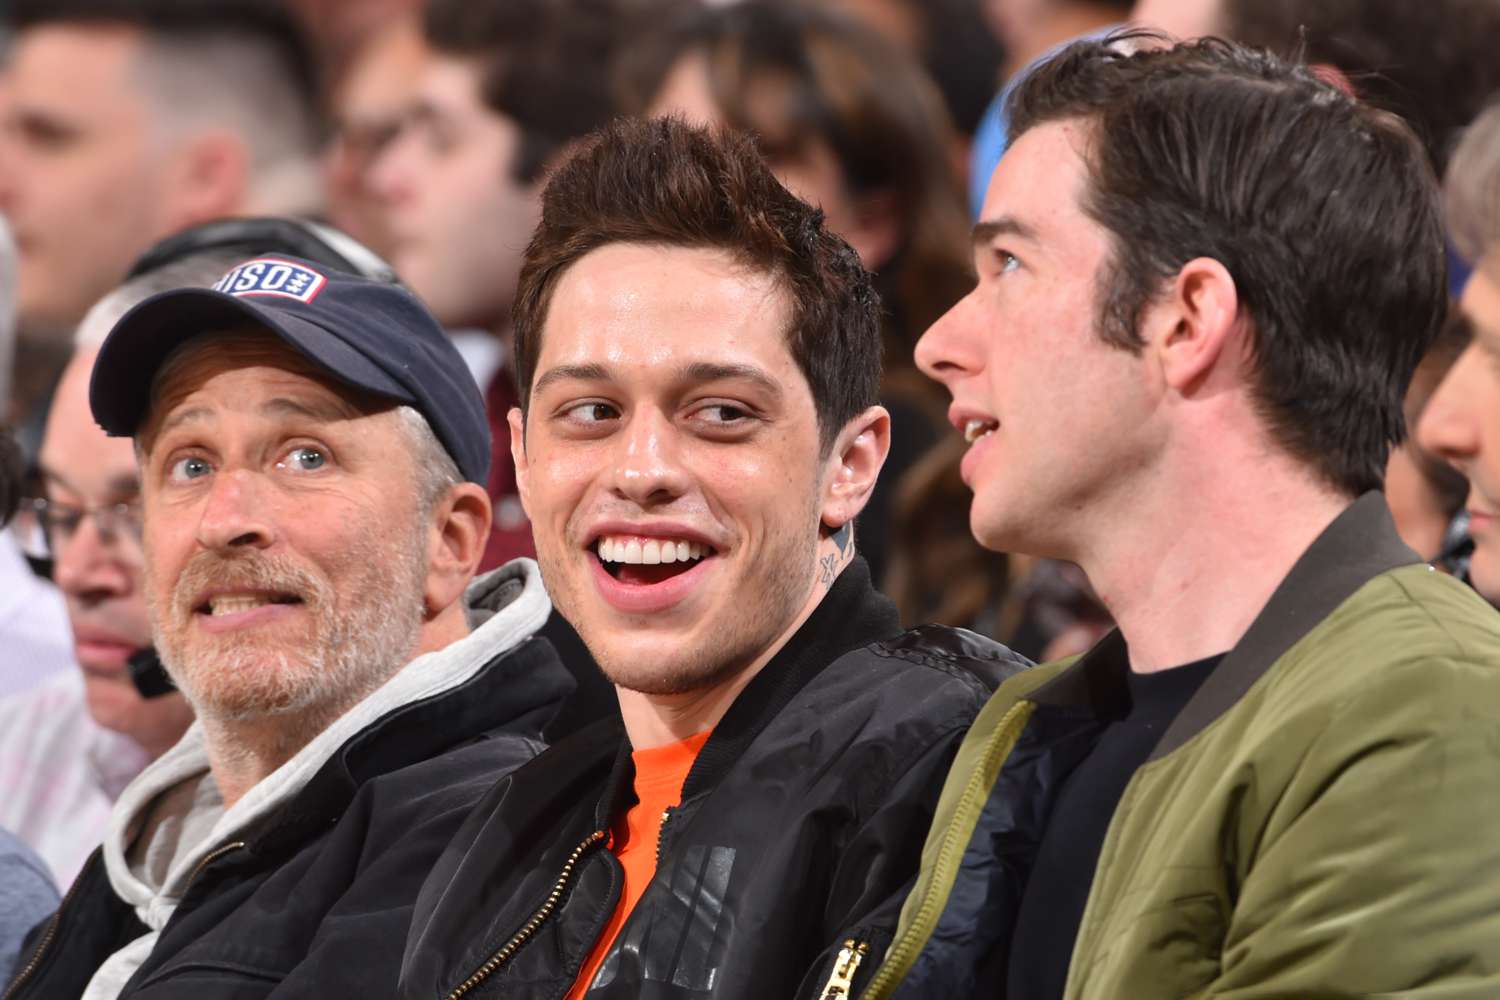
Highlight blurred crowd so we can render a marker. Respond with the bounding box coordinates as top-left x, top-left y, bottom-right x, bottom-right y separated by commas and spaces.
2, 0, 1500, 995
